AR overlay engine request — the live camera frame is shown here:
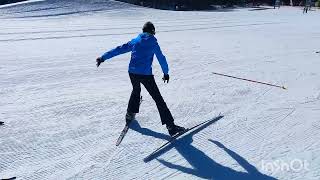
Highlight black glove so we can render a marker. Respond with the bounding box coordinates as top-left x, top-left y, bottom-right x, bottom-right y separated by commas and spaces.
162, 74, 169, 83
96, 57, 104, 67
